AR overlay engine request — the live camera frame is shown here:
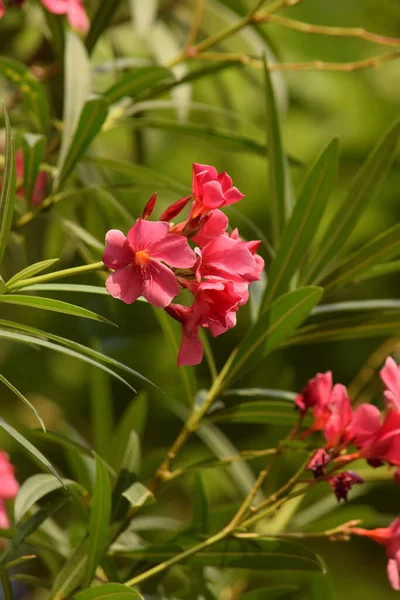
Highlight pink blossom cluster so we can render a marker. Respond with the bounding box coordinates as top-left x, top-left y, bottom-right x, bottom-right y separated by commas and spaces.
0, 0, 89, 32
0, 452, 19, 529
294, 357, 400, 590
103, 163, 264, 366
